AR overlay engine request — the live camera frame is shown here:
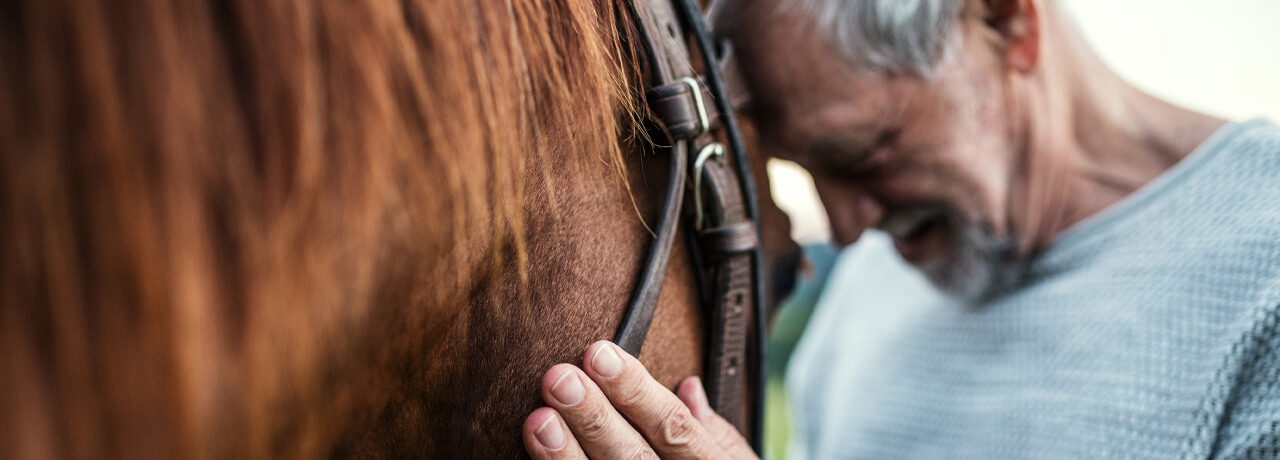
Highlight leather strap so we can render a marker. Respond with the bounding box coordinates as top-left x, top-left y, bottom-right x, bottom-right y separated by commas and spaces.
698, 221, 759, 261
692, 157, 757, 433
646, 79, 721, 141
644, 44, 751, 143
614, 0, 695, 357
613, 0, 764, 452
673, 0, 769, 449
